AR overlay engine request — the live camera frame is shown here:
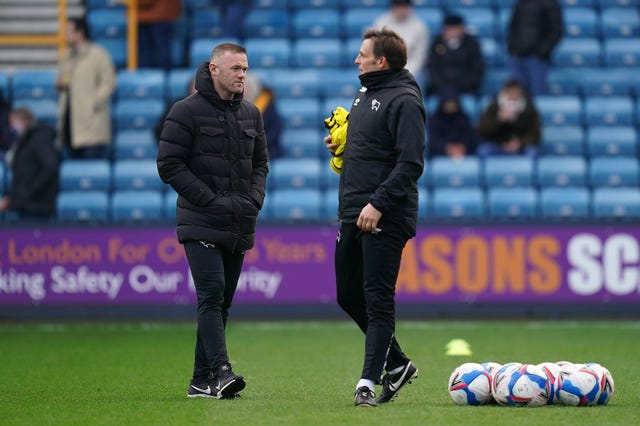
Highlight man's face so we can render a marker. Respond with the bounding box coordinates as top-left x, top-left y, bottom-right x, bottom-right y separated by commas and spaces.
64, 22, 80, 46
391, 5, 412, 21
209, 51, 248, 100
443, 24, 464, 41
355, 39, 382, 75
